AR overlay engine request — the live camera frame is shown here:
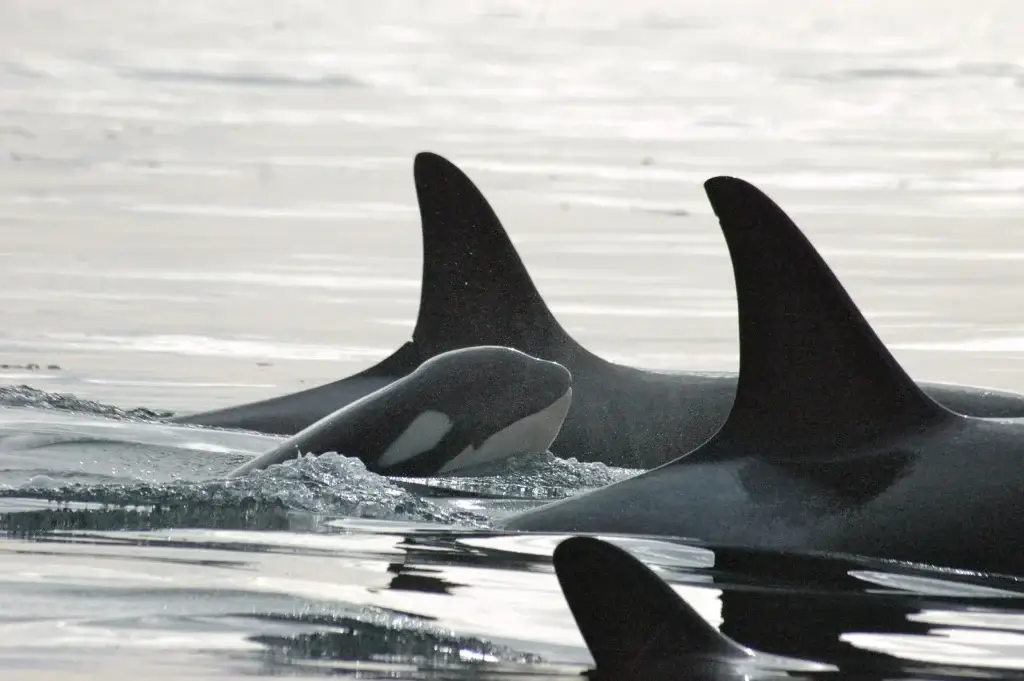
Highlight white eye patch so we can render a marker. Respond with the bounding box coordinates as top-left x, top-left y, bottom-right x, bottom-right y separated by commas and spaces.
376, 411, 453, 468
